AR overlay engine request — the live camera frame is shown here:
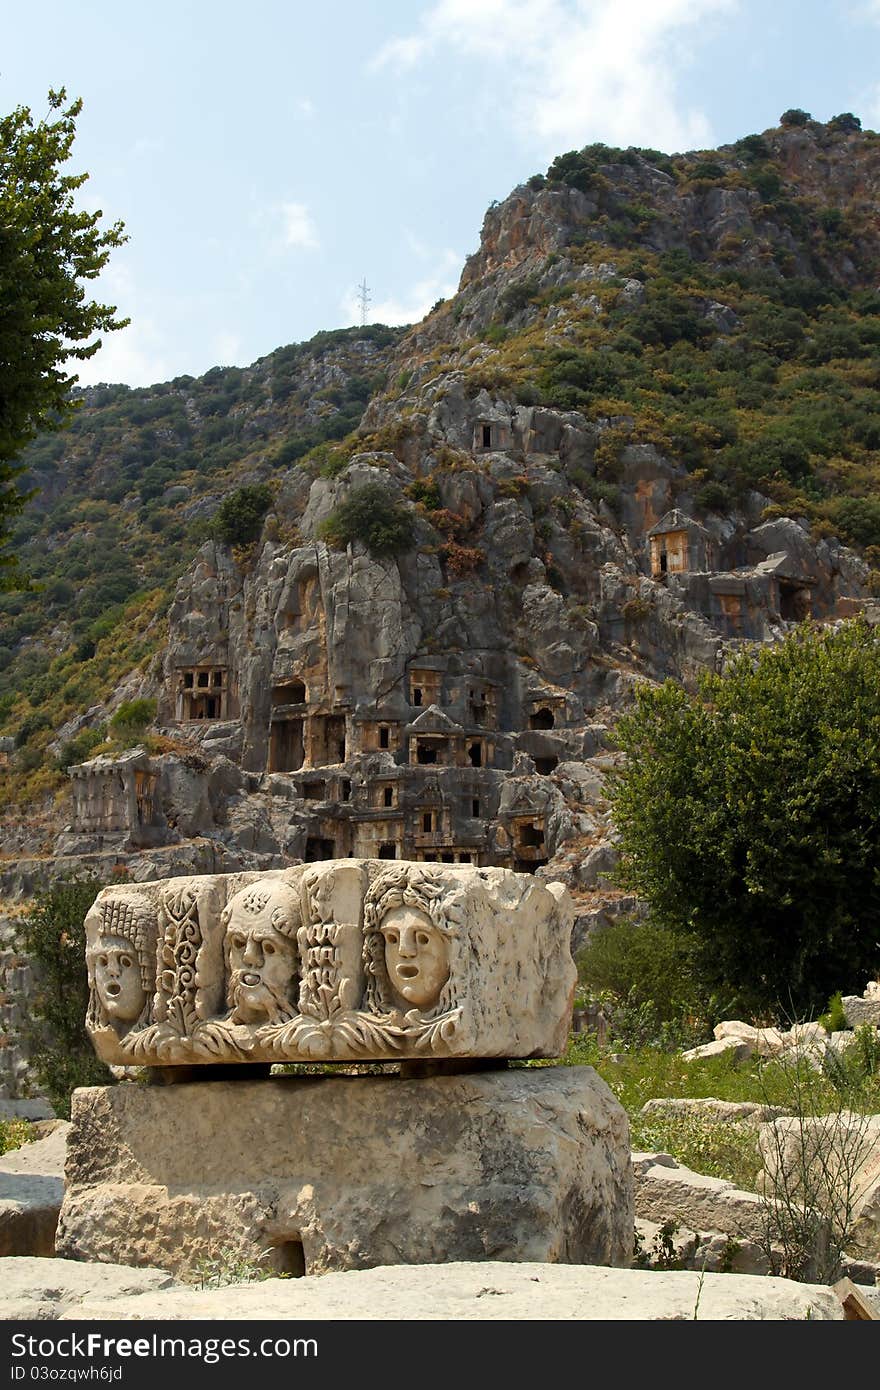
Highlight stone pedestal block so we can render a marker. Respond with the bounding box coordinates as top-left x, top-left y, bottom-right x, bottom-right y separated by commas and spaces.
56, 1067, 632, 1279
